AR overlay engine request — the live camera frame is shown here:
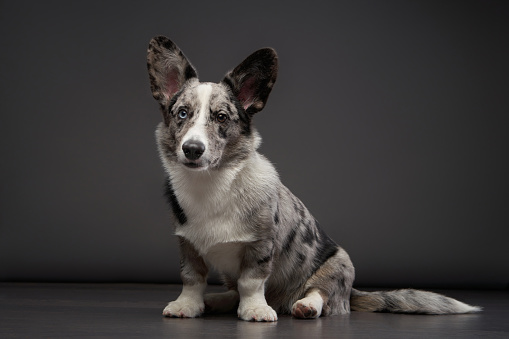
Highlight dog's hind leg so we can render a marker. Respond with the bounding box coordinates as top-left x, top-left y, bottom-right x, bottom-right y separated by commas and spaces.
292, 288, 324, 319
204, 289, 239, 313
292, 246, 355, 318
